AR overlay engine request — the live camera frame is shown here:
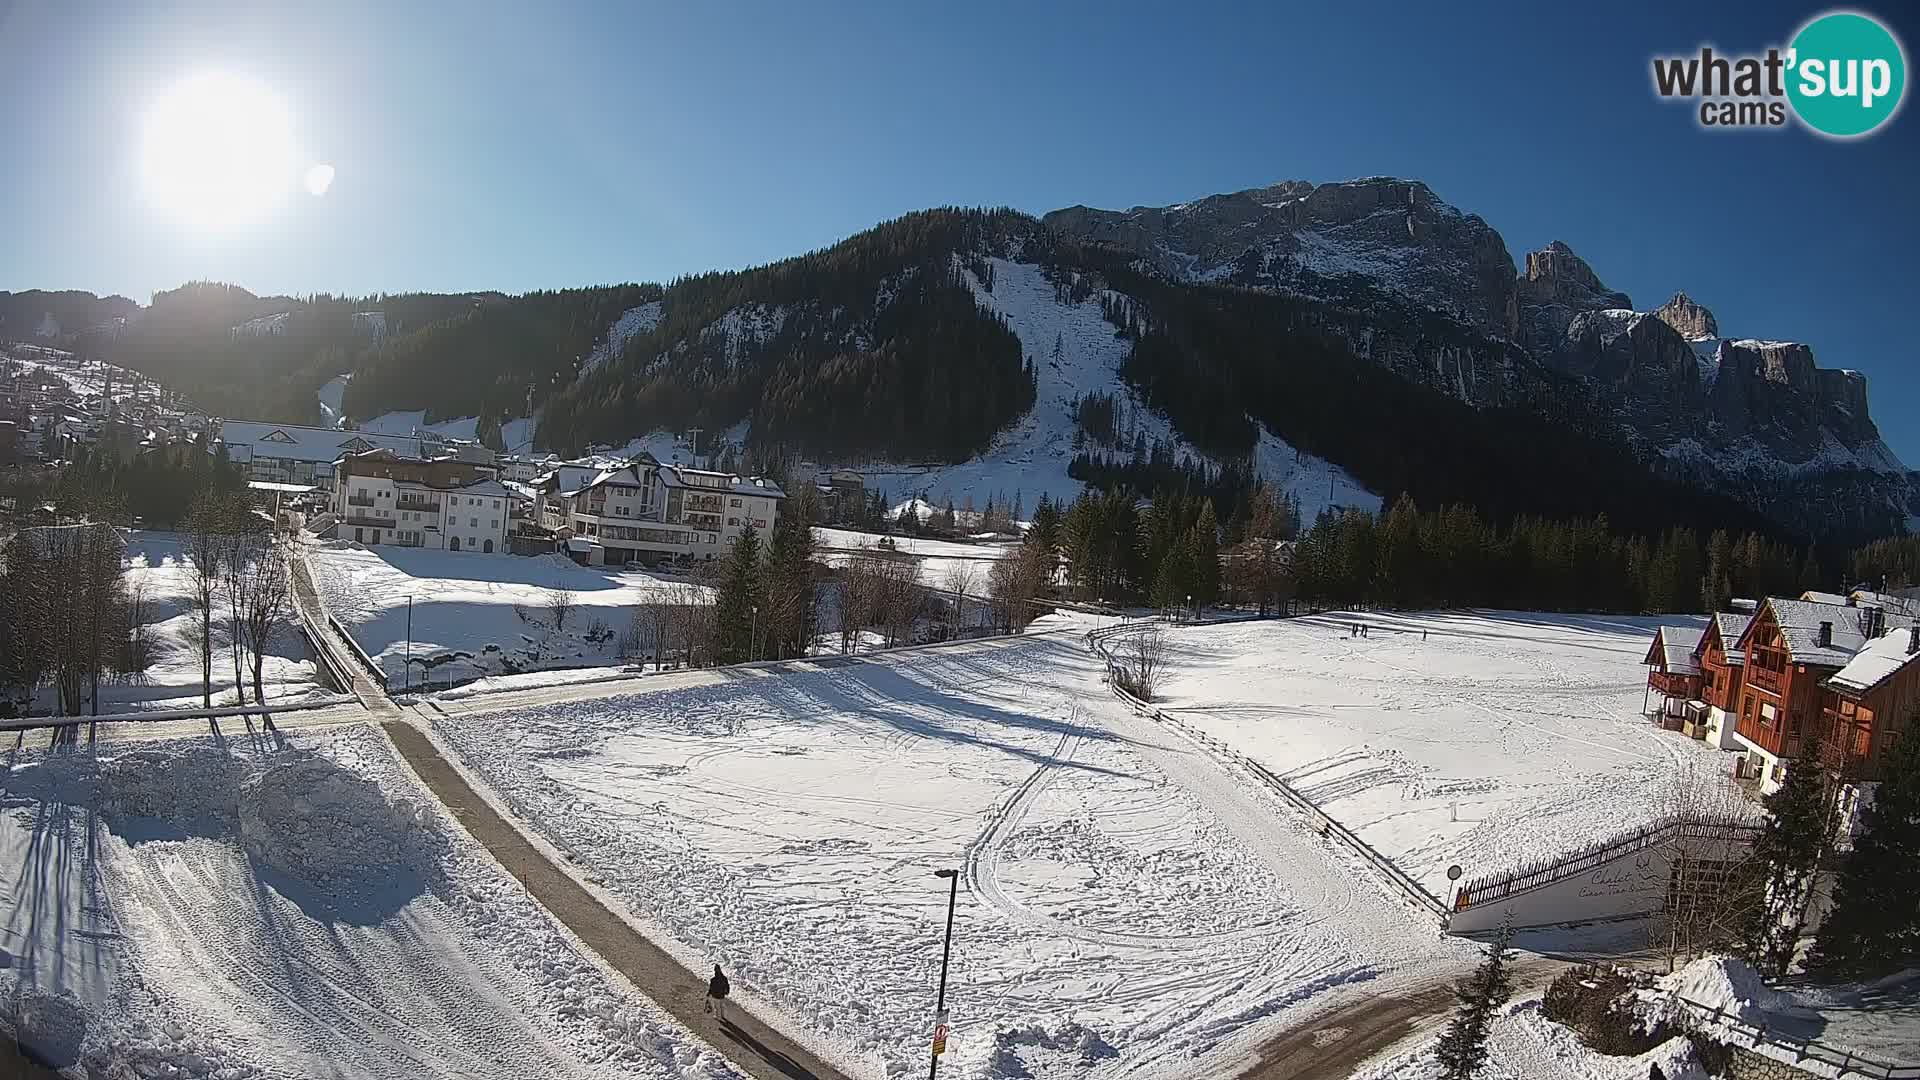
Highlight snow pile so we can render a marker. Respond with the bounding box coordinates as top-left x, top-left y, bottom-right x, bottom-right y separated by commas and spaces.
78, 1015, 263, 1080
100, 746, 248, 830
973, 1022, 1119, 1079
1351, 998, 1706, 1080
237, 757, 438, 887
3, 987, 87, 1068
1653, 956, 1796, 1026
